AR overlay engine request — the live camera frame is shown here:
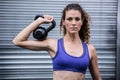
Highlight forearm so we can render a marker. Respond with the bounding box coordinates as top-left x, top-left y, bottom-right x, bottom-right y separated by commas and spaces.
12, 18, 42, 45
